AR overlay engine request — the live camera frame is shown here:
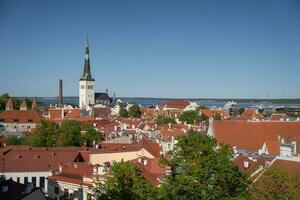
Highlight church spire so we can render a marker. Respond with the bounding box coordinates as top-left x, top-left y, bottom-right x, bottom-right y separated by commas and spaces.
80, 37, 94, 81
